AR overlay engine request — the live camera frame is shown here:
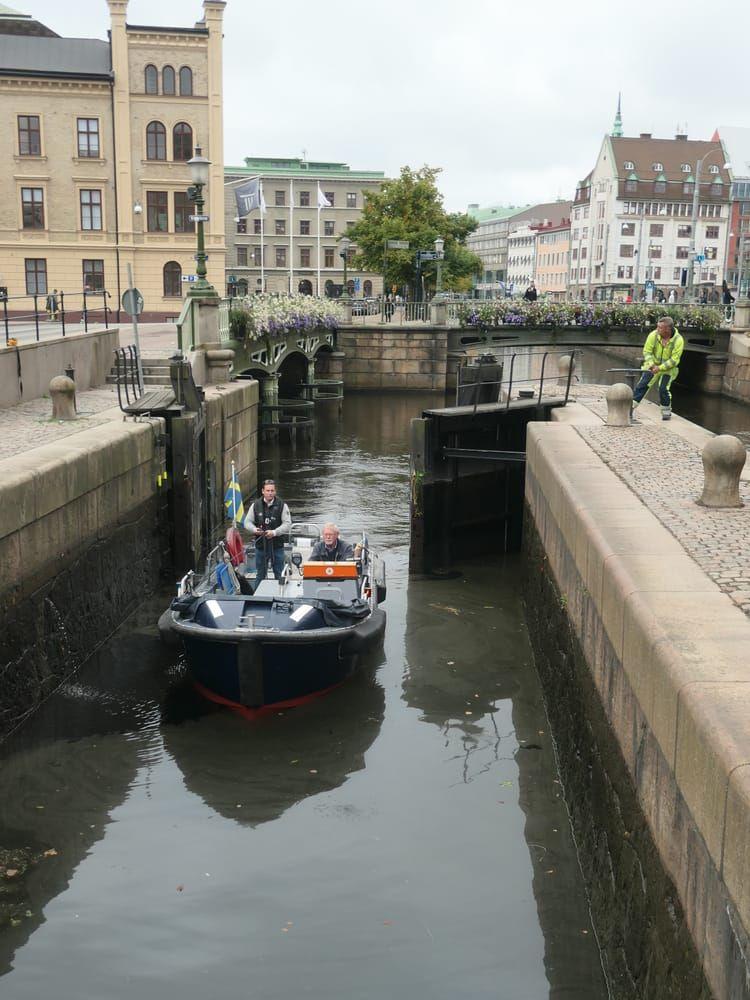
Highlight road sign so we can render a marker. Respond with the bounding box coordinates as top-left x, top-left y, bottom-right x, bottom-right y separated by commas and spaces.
121, 288, 144, 316
694, 254, 705, 263
417, 251, 440, 260
193, 254, 209, 261
189, 214, 209, 223
387, 240, 409, 250
181, 275, 198, 283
